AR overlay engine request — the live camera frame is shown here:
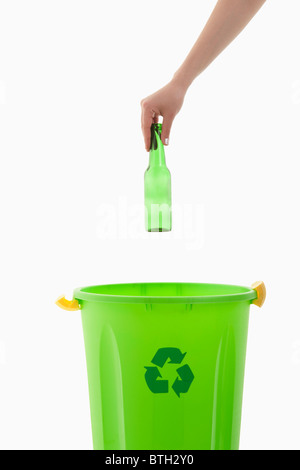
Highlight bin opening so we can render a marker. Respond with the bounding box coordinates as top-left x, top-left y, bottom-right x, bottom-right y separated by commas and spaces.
74, 282, 257, 304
